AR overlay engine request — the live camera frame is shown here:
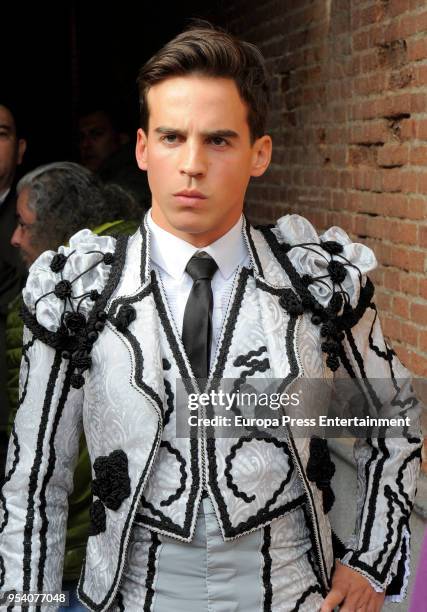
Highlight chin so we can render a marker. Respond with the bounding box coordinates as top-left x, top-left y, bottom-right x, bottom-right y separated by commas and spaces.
169, 210, 213, 234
